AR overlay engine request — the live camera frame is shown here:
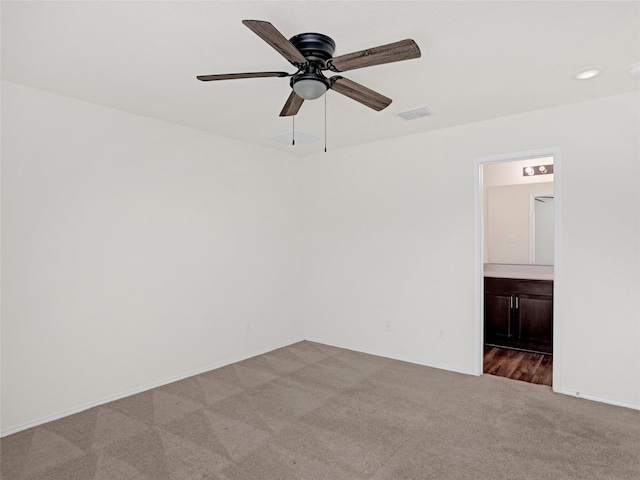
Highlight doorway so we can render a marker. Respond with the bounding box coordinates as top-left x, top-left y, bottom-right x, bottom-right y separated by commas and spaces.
473, 148, 561, 391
